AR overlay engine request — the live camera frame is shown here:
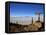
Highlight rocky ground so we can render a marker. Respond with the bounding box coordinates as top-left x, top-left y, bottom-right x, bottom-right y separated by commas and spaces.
9, 21, 44, 32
